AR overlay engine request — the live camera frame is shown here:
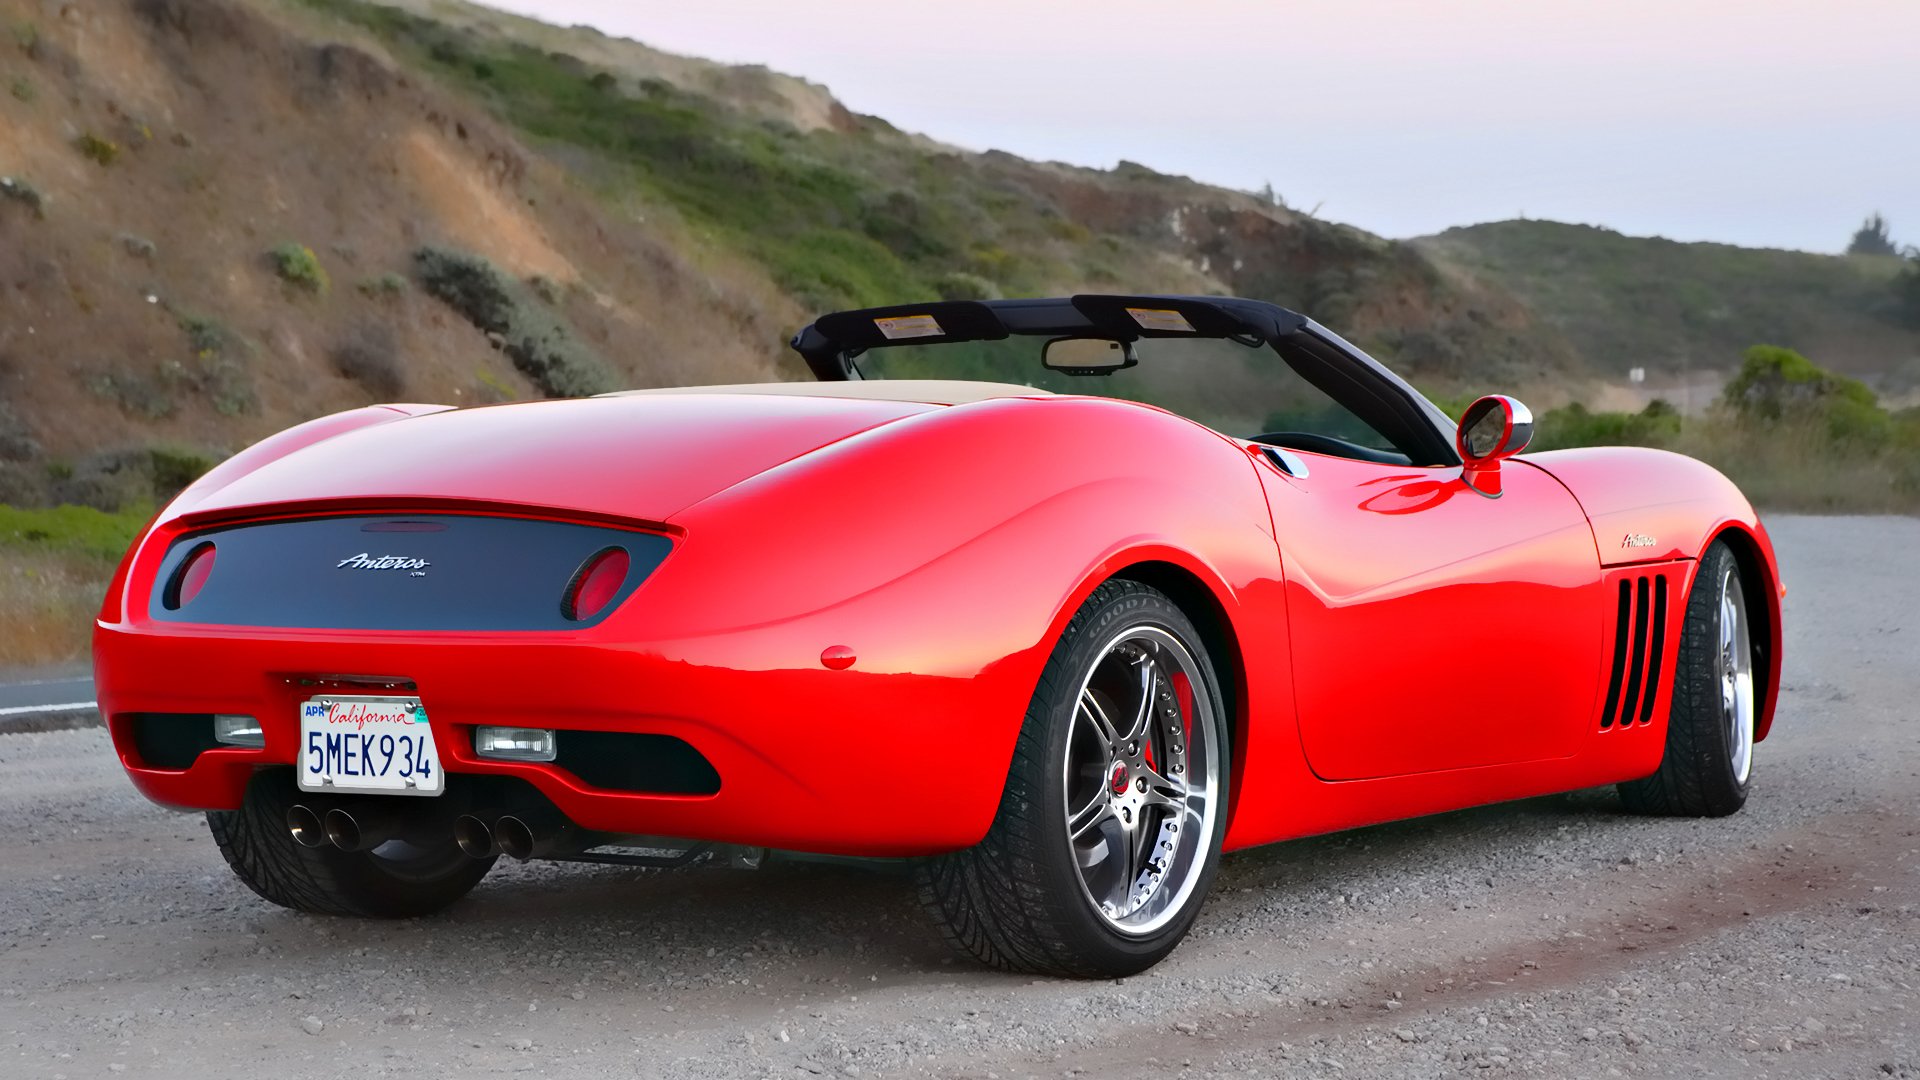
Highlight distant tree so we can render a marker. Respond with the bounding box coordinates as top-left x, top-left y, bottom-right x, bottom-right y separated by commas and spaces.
1848, 212, 1898, 256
